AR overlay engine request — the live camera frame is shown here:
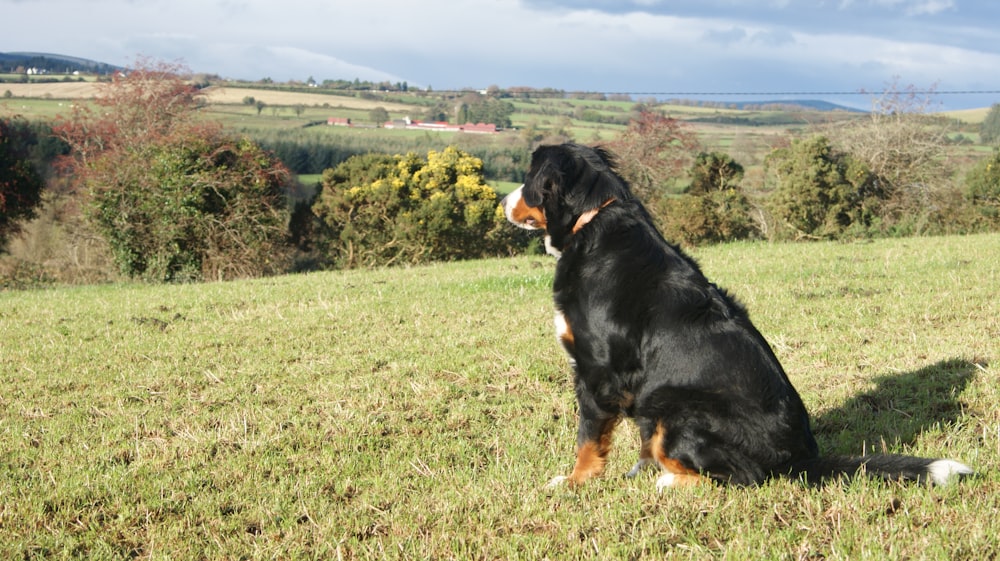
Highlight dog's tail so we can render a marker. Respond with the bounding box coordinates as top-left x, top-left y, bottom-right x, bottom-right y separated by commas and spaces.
783, 455, 973, 486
